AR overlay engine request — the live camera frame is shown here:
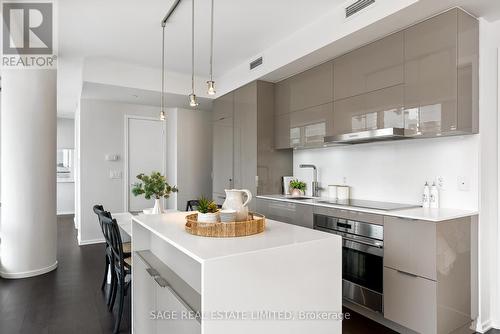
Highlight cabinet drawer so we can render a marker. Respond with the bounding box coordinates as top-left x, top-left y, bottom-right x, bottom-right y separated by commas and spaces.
384, 216, 436, 280
156, 284, 201, 334
384, 267, 437, 334
256, 199, 313, 228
